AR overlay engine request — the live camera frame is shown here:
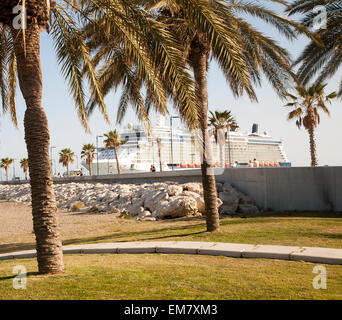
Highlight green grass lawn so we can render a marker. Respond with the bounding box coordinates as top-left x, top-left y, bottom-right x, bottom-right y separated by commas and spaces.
64, 215, 342, 249
1, 214, 342, 254
1, 207, 342, 300
0, 254, 341, 300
